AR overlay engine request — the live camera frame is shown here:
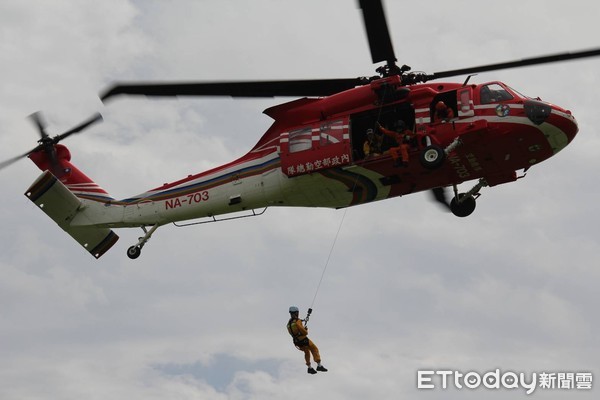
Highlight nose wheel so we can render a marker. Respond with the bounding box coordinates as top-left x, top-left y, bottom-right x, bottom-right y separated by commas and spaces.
127, 224, 159, 259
